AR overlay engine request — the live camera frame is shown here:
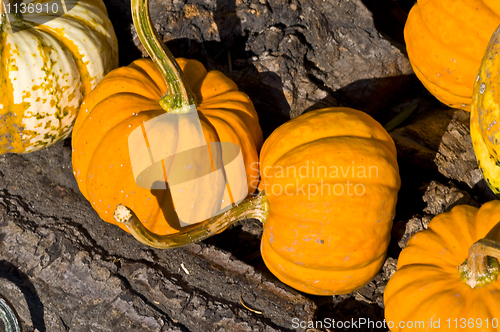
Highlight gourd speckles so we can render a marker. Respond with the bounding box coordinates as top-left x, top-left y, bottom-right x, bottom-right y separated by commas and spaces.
0, 0, 118, 154
471, 25, 500, 194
